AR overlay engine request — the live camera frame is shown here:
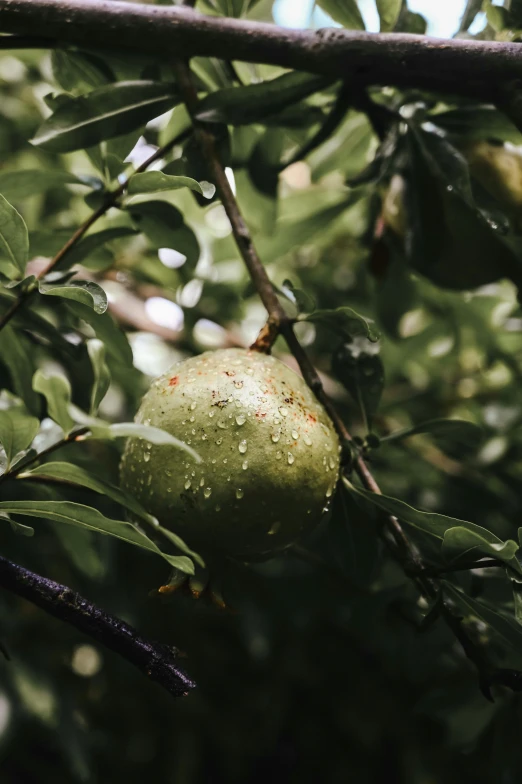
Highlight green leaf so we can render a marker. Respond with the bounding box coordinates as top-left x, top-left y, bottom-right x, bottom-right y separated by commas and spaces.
0, 194, 28, 276
382, 418, 483, 448
51, 49, 111, 95
108, 422, 202, 463
303, 307, 377, 342
129, 201, 200, 265
0, 409, 39, 469
1, 327, 39, 413
376, 0, 401, 30
33, 370, 74, 432
55, 227, 138, 271
316, 0, 365, 29
194, 72, 334, 126
32, 81, 179, 153
281, 279, 316, 314
127, 171, 215, 199
442, 527, 521, 574
332, 341, 384, 430
86, 339, 110, 415
345, 478, 512, 551
17, 460, 204, 567
0, 500, 195, 574
442, 581, 522, 660
64, 300, 133, 366
0, 170, 90, 202
39, 280, 108, 314
434, 106, 522, 145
